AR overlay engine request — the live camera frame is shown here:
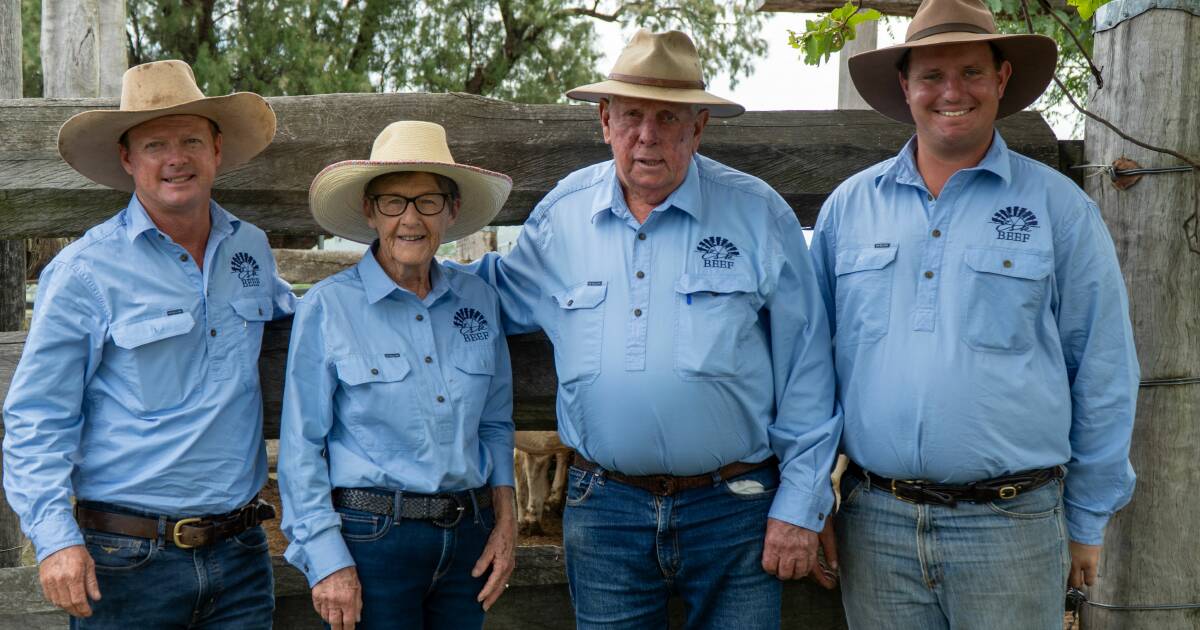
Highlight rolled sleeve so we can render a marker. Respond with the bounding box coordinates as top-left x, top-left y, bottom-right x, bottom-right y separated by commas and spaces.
480, 289, 516, 489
